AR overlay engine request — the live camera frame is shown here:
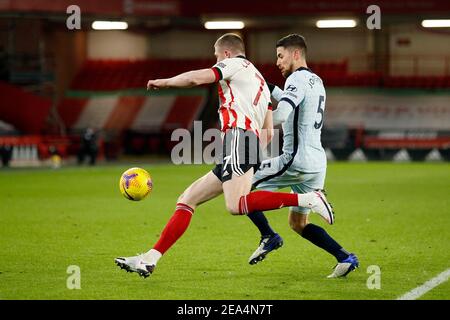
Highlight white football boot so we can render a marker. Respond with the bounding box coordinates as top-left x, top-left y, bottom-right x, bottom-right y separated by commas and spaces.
307, 190, 335, 225
115, 254, 155, 278
327, 253, 359, 278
